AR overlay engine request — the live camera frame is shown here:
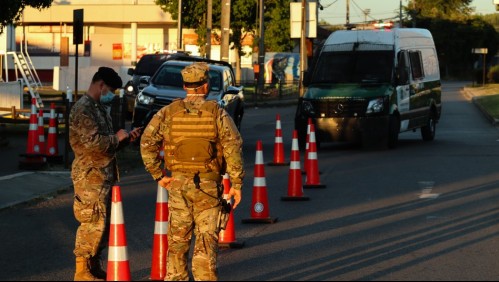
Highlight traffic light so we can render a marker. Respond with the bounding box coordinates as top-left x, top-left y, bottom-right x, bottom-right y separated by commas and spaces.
73, 9, 83, 45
